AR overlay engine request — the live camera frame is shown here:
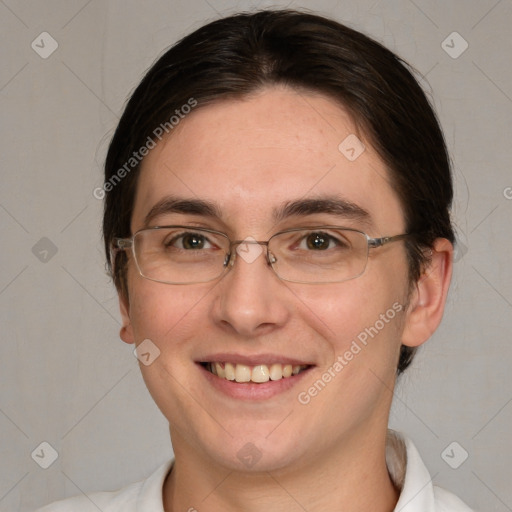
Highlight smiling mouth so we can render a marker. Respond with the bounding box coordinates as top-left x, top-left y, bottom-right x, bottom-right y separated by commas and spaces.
202, 362, 310, 383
